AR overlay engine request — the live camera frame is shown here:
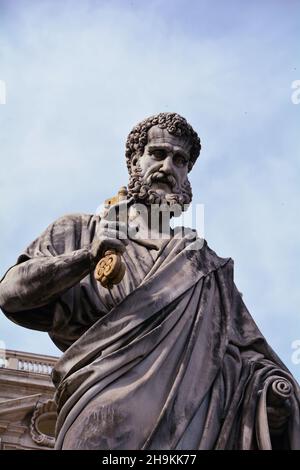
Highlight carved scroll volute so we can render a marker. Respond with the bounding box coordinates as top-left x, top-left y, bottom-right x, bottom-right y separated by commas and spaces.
256, 377, 292, 449
94, 187, 127, 289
